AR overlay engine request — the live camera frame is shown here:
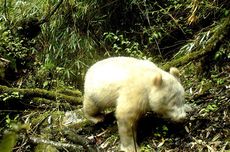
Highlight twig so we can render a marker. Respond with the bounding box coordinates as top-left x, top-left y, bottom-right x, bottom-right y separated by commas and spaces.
22, 135, 82, 151
156, 3, 185, 35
